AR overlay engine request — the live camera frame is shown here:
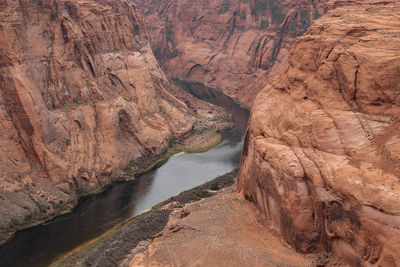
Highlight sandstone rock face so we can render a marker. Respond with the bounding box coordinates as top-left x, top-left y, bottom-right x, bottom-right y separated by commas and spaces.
135, 0, 329, 106
0, 0, 209, 243
238, 0, 400, 265
130, 186, 312, 267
